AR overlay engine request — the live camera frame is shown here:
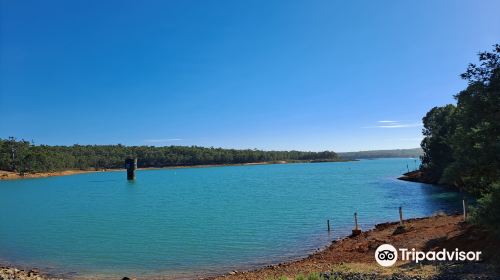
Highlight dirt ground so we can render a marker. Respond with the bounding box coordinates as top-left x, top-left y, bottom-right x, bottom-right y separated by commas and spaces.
209, 214, 499, 280
0, 169, 100, 180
